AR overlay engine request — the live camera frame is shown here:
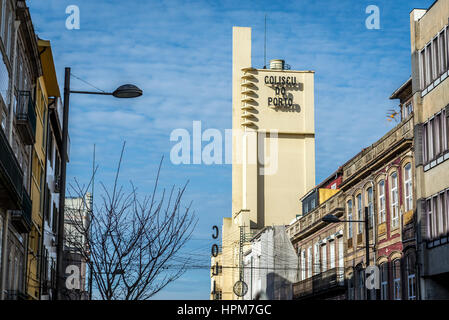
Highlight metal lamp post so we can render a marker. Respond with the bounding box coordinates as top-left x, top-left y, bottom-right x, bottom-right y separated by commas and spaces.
322, 207, 370, 267
55, 67, 142, 300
